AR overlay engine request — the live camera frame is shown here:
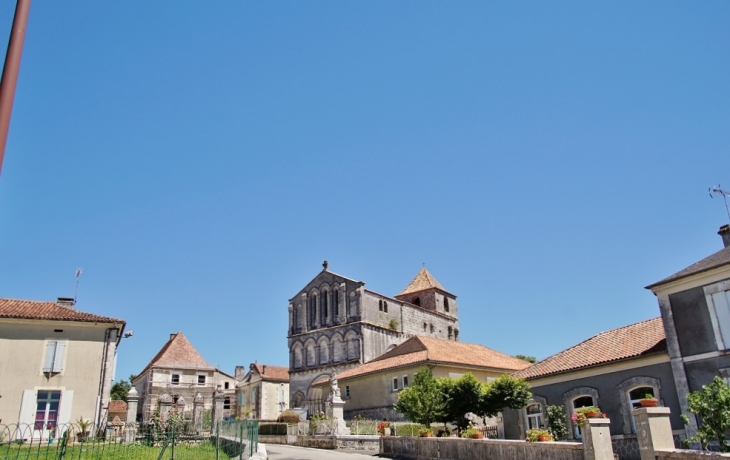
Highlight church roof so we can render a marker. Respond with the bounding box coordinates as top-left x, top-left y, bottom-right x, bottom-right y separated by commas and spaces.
135, 332, 215, 378
312, 336, 529, 385
513, 318, 667, 380
396, 268, 452, 296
